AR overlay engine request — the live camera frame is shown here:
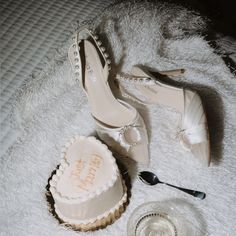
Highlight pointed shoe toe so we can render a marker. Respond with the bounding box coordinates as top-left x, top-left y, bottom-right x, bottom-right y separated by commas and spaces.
191, 141, 211, 167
